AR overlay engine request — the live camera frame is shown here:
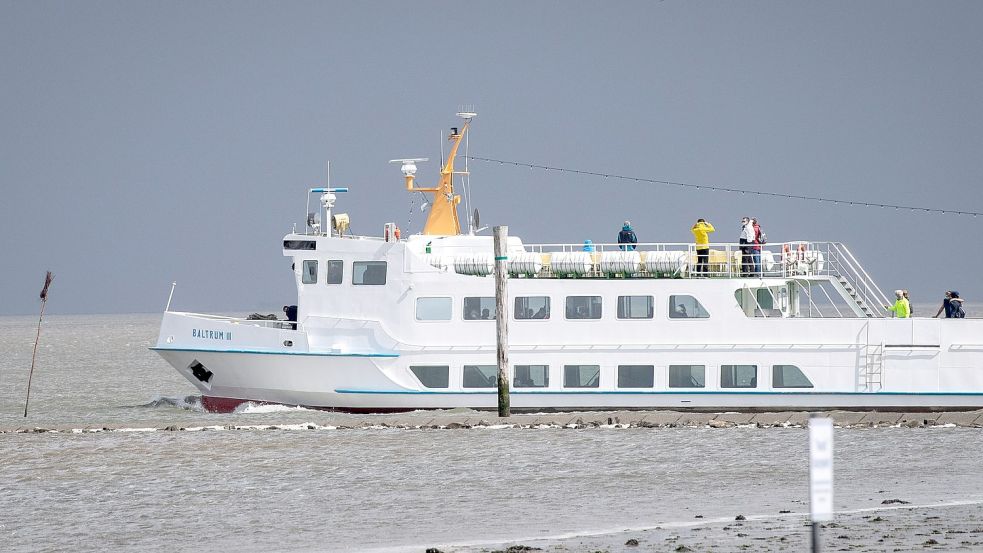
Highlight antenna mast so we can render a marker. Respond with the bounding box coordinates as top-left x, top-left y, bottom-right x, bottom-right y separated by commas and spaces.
457, 106, 477, 234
